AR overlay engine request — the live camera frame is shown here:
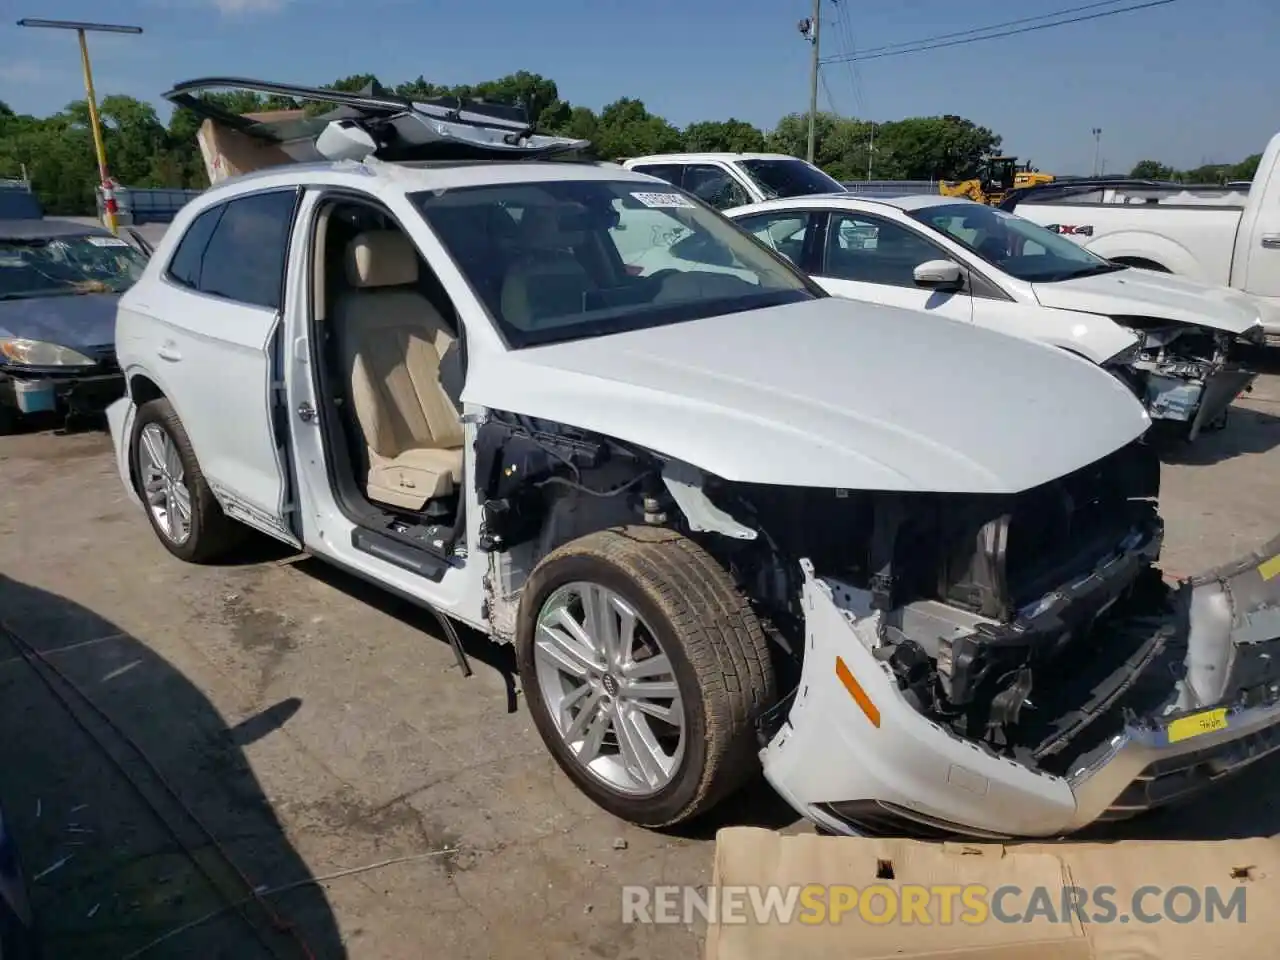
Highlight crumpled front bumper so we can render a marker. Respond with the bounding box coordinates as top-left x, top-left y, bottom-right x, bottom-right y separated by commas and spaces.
0, 366, 125, 418
761, 537, 1280, 839
1143, 365, 1255, 440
